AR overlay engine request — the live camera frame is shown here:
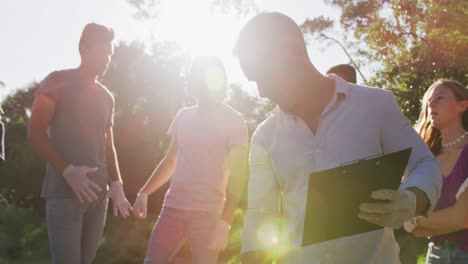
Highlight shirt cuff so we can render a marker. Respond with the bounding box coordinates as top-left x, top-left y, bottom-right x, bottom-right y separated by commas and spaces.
399, 171, 441, 215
